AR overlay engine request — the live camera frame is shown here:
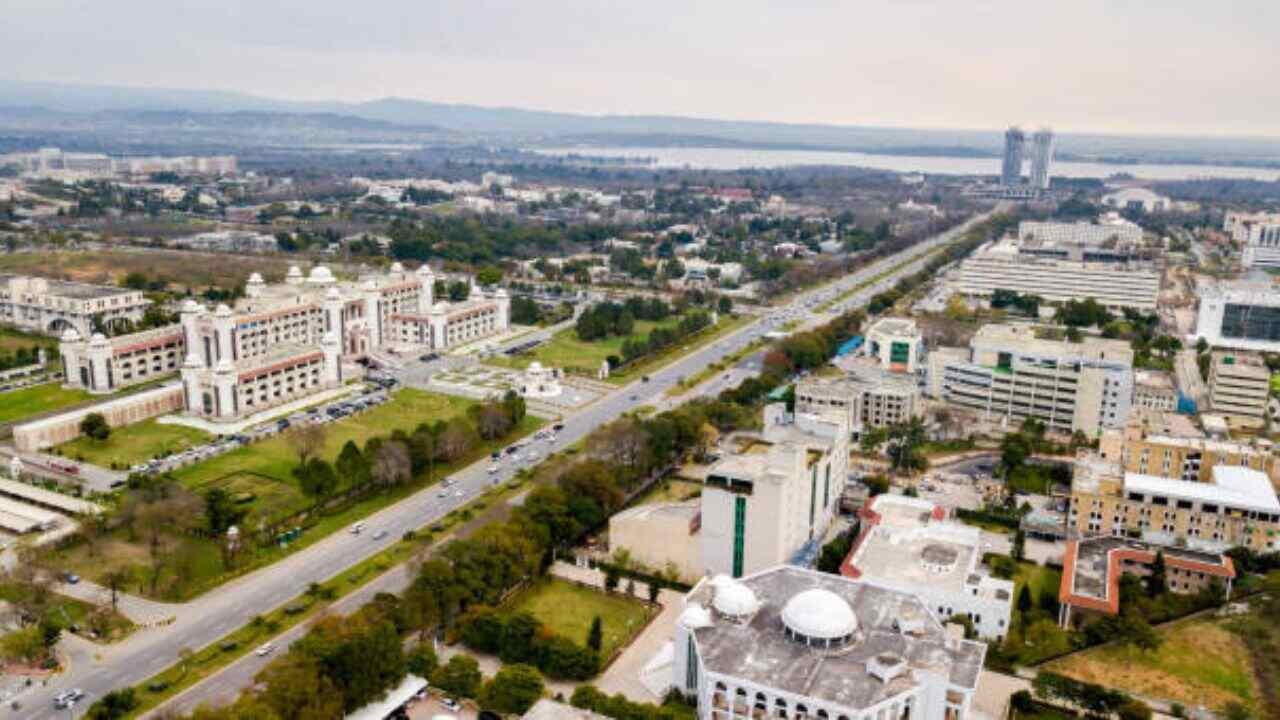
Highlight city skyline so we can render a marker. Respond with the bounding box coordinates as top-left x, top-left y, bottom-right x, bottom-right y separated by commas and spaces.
4, 0, 1280, 138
